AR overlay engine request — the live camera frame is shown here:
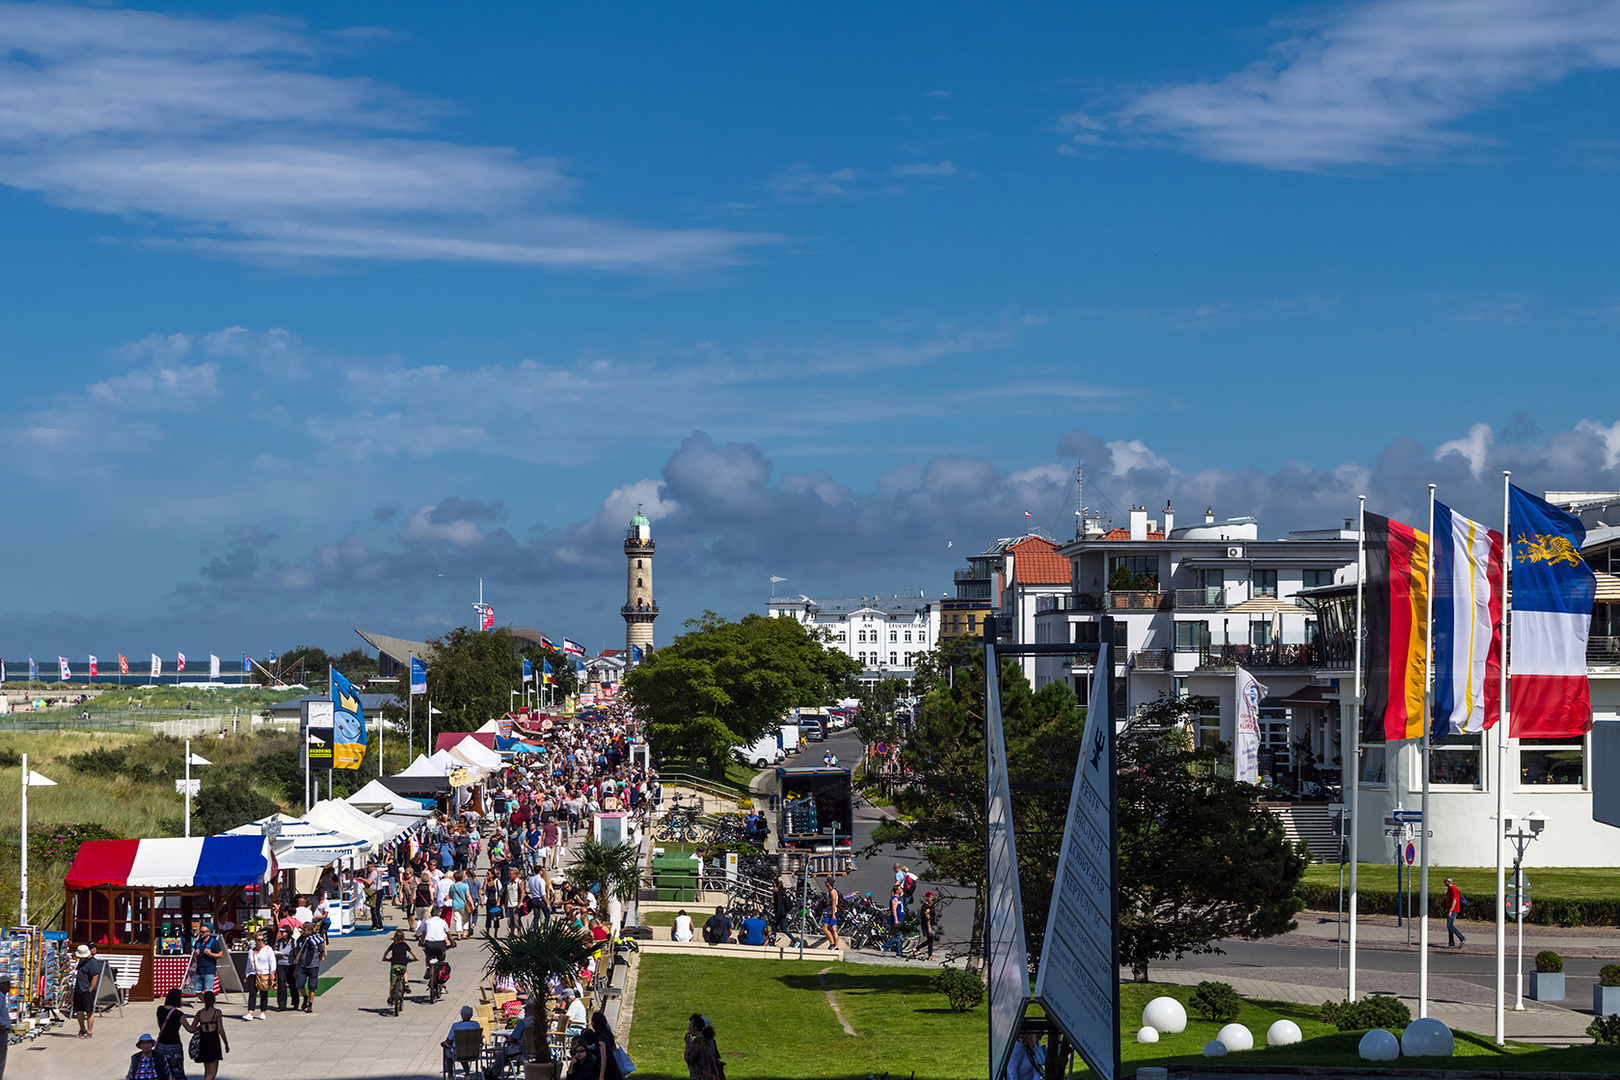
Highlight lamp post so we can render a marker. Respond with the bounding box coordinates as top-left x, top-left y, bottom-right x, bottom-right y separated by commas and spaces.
20, 754, 58, 926
1503, 810, 1546, 1011
183, 742, 212, 838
